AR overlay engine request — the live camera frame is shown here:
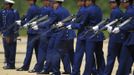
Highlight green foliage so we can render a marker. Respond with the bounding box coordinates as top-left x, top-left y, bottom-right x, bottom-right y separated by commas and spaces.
0, 0, 111, 36
0, 0, 110, 16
